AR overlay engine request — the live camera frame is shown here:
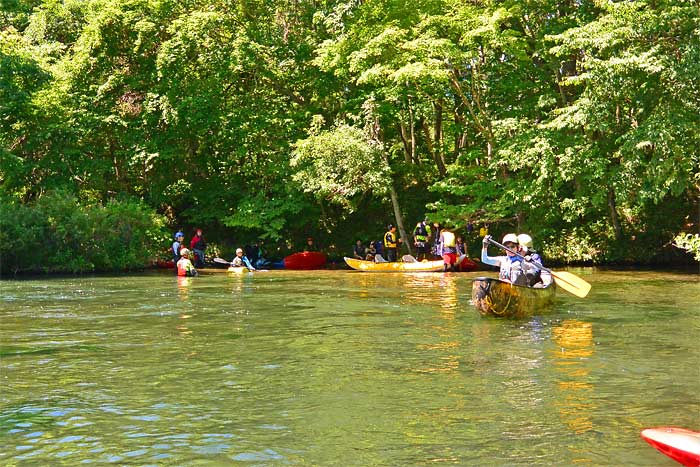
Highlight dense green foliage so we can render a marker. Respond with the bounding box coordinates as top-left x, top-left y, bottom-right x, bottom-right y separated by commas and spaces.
674, 233, 700, 262
0, 192, 166, 273
1, 0, 698, 271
